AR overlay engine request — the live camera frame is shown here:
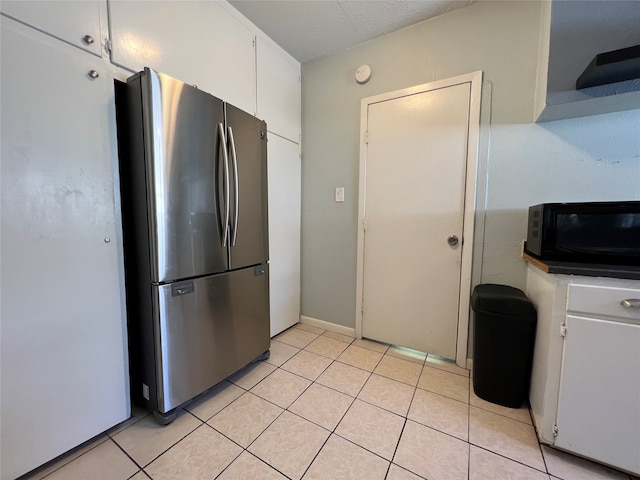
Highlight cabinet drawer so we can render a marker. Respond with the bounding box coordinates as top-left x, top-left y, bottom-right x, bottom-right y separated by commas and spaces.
567, 284, 640, 321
